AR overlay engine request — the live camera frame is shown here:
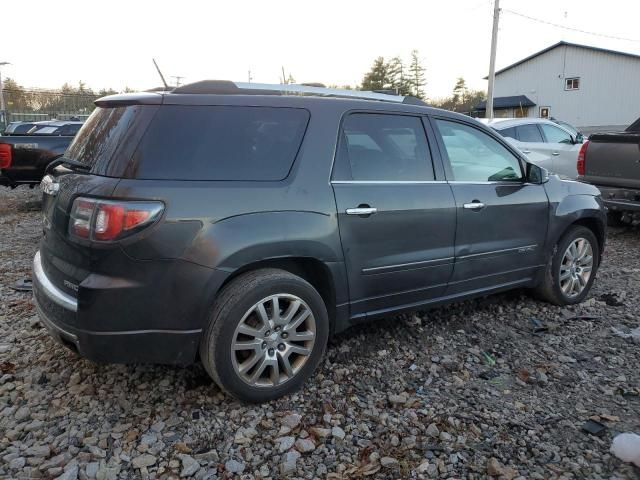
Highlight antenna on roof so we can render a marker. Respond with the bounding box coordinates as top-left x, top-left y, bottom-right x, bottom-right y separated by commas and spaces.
152, 58, 169, 90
